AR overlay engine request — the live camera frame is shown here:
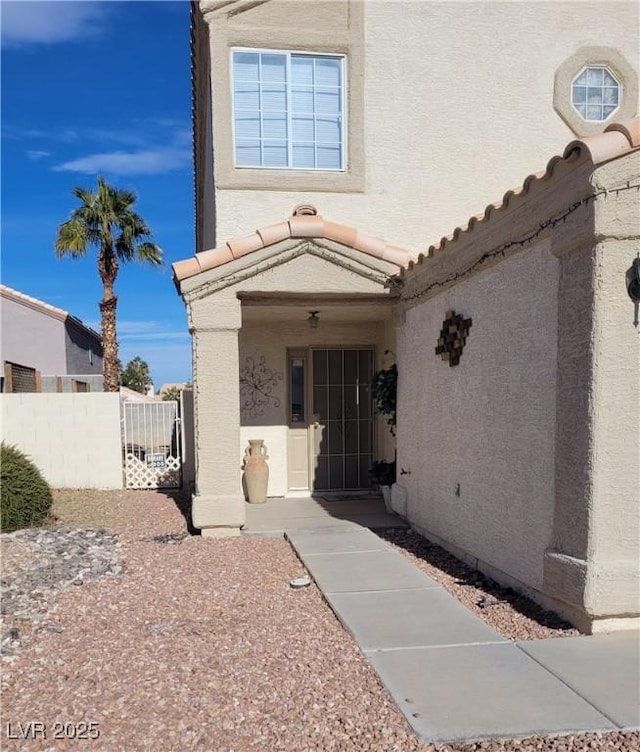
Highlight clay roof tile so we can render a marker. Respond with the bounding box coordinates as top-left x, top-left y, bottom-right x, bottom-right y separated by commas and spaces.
172, 257, 201, 280
351, 231, 386, 259
405, 116, 640, 271
323, 220, 357, 248
196, 245, 234, 272
288, 214, 325, 238
565, 129, 633, 166
227, 232, 264, 259
173, 207, 415, 282
257, 221, 291, 246
605, 118, 640, 149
